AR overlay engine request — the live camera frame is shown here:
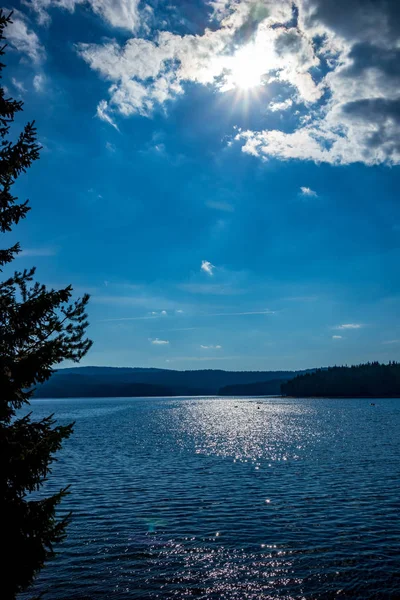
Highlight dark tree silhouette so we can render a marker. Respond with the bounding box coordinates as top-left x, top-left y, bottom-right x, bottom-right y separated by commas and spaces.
0, 12, 92, 598
281, 362, 400, 397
